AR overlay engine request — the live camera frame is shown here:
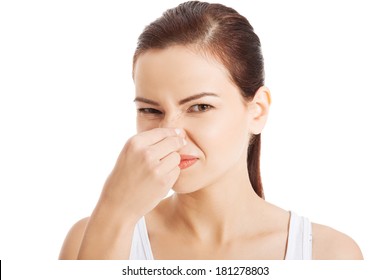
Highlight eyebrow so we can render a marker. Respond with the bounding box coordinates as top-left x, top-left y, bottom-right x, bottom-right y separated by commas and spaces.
133, 92, 220, 106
